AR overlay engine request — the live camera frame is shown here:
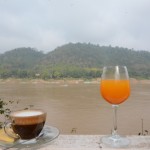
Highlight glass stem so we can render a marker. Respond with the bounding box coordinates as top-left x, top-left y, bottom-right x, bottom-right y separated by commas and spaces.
112, 105, 118, 136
